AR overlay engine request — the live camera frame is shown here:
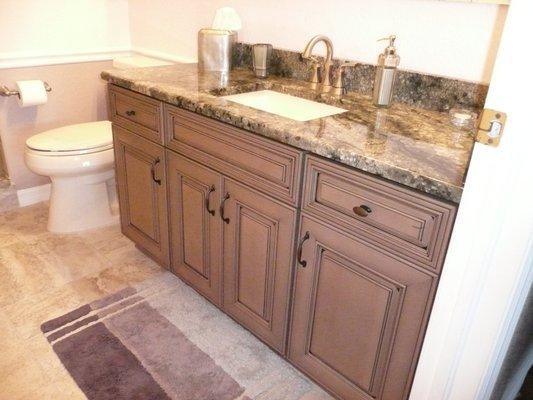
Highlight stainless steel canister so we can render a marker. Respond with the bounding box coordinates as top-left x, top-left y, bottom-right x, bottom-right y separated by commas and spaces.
252, 43, 273, 78
198, 28, 237, 73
